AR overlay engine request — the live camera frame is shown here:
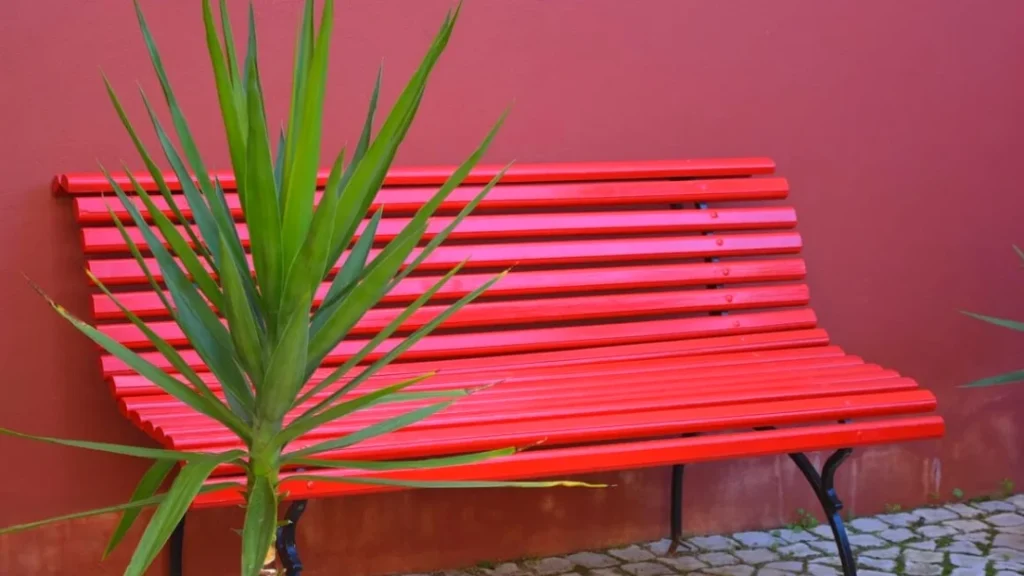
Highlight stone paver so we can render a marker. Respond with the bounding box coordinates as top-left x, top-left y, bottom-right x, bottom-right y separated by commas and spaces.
995, 533, 1024, 550
775, 529, 818, 544
904, 549, 945, 564
690, 535, 739, 551
950, 553, 987, 568
940, 540, 984, 555
955, 532, 992, 544
946, 519, 990, 533
849, 518, 889, 532
763, 561, 804, 572
914, 507, 960, 523
568, 551, 619, 569
878, 527, 915, 543
706, 565, 755, 576
646, 539, 674, 556
733, 548, 777, 564
847, 534, 887, 549
992, 547, 1024, 562
609, 546, 656, 563
976, 500, 1018, 513
621, 562, 674, 576
805, 564, 837, 576
861, 547, 900, 559
807, 541, 839, 554
657, 556, 707, 572
810, 525, 835, 539
990, 513, 1024, 528
732, 532, 778, 548
401, 496, 1024, 576
917, 524, 958, 538
479, 564, 525, 576
950, 569, 987, 576
947, 503, 985, 518
904, 561, 944, 576
699, 552, 740, 567
776, 543, 817, 558
876, 512, 919, 527
524, 558, 573, 576
757, 570, 797, 576
857, 556, 897, 571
